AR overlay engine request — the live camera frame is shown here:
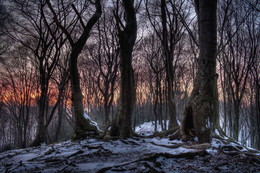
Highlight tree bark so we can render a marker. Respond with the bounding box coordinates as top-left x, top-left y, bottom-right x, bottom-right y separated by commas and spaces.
110, 0, 137, 138
30, 56, 48, 147
180, 0, 218, 143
